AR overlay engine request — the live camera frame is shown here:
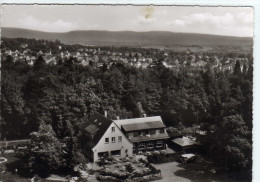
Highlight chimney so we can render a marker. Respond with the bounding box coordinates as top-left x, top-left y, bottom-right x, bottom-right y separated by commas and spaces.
116, 116, 120, 120
143, 114, 147, 117
104, 111, 107, 118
